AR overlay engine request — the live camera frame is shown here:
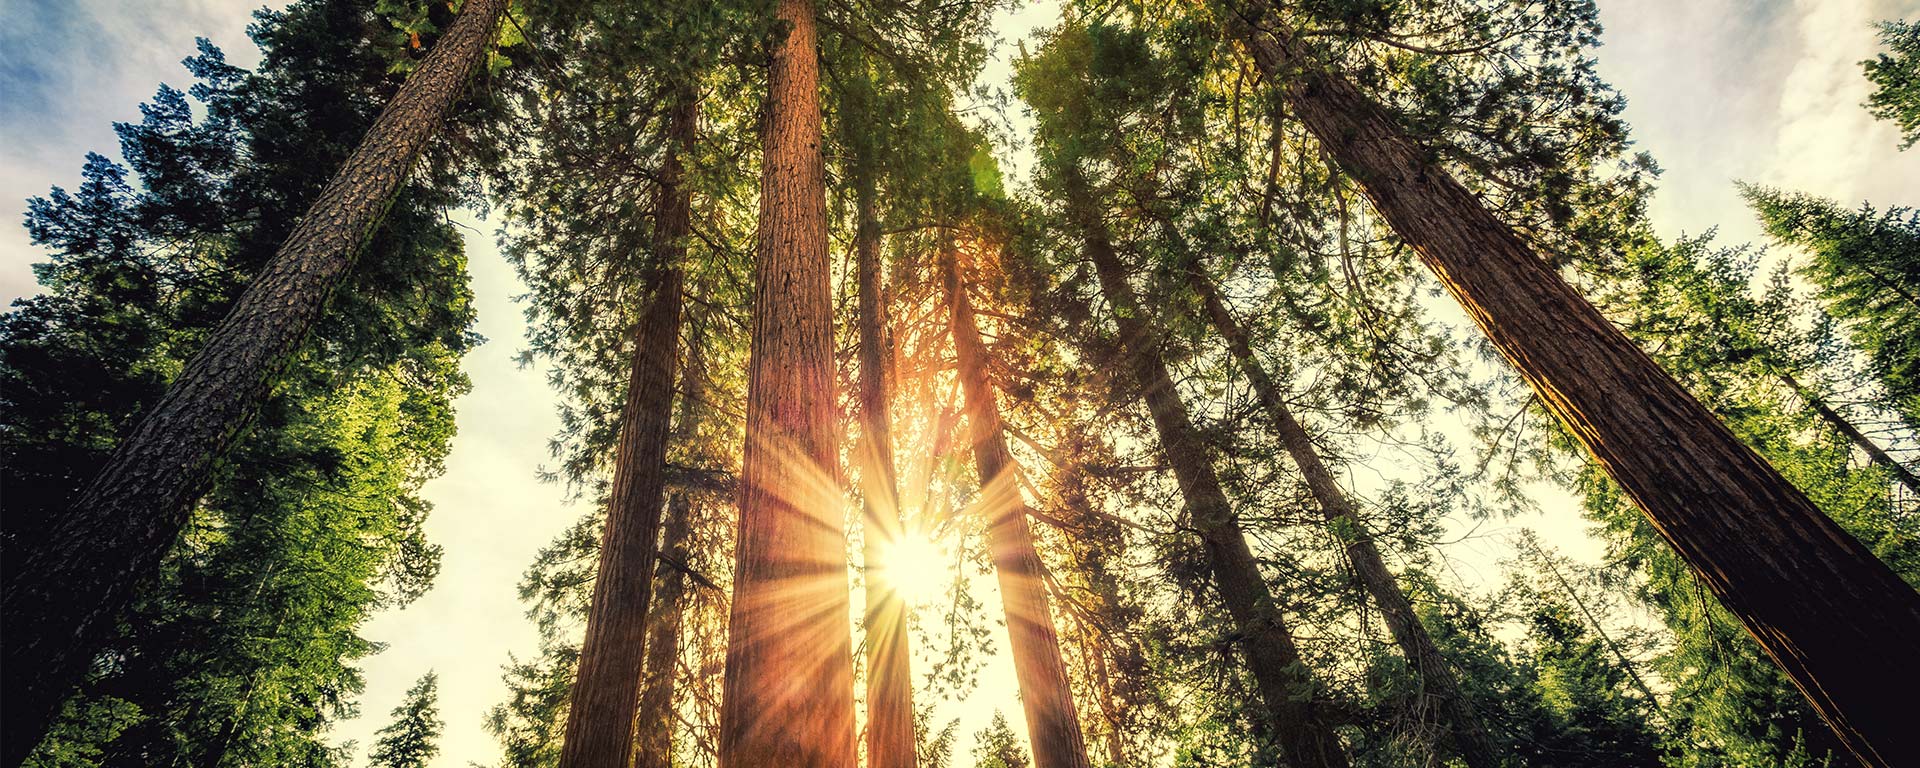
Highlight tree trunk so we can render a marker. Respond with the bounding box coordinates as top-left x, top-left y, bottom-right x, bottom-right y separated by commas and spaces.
636, 494, 696, 768
717, 0, 858, 765
1184, 262, 1502, 768
941, 247, 1094, 768
1224, 4, 1920, 764
558, 86, 697, 768
854, 159, 918, 768
0, 1, 509, 761
1072, 190, 1349, 765
1774, 371, 1920, 494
